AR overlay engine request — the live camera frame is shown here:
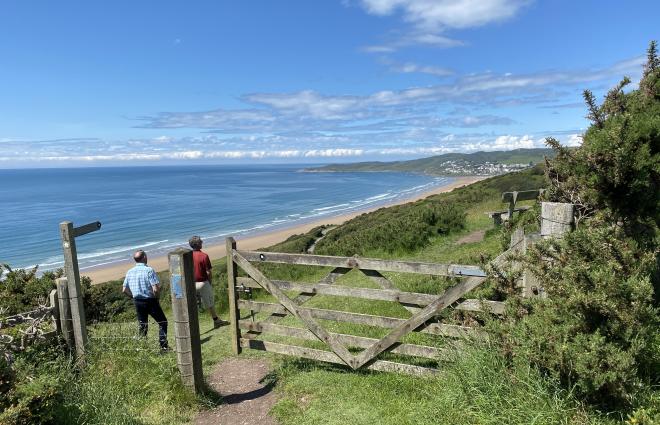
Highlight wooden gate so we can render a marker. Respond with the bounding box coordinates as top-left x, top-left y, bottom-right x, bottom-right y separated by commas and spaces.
226, 237, 507, 375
